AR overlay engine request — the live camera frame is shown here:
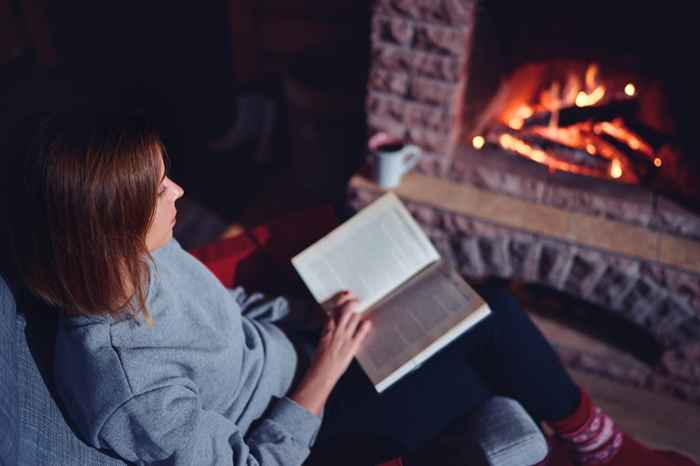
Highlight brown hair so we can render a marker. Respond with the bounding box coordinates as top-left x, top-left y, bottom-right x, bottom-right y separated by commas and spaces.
5, 110, 164, 321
